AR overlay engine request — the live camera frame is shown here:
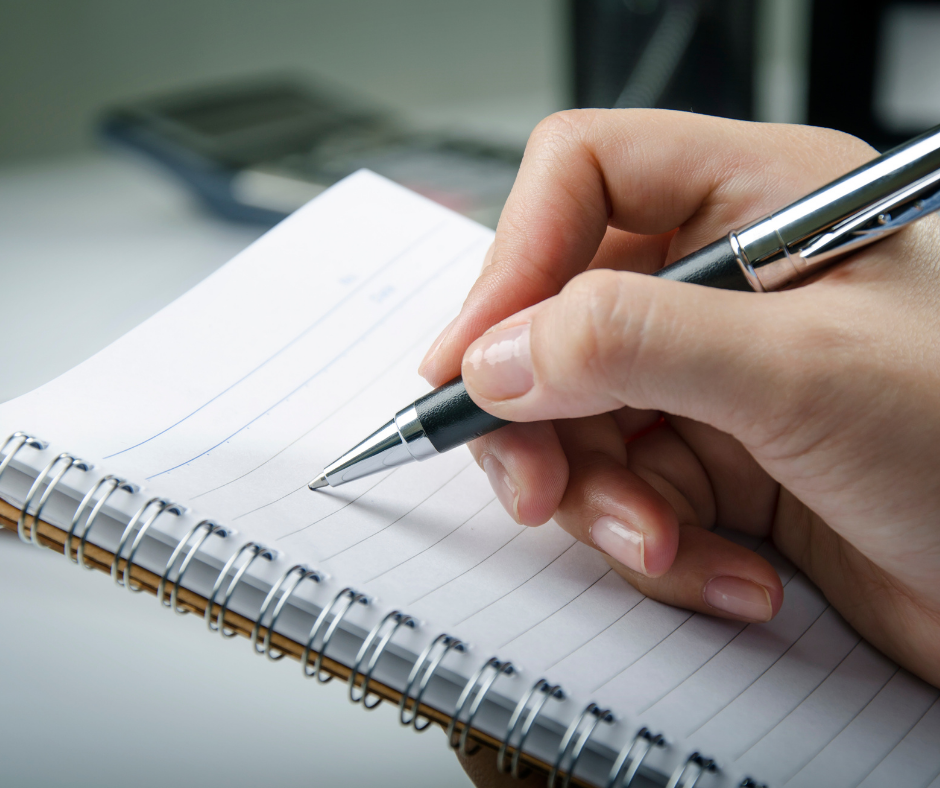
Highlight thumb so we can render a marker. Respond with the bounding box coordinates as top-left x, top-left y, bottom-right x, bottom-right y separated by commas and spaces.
460, 268, 814, 441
